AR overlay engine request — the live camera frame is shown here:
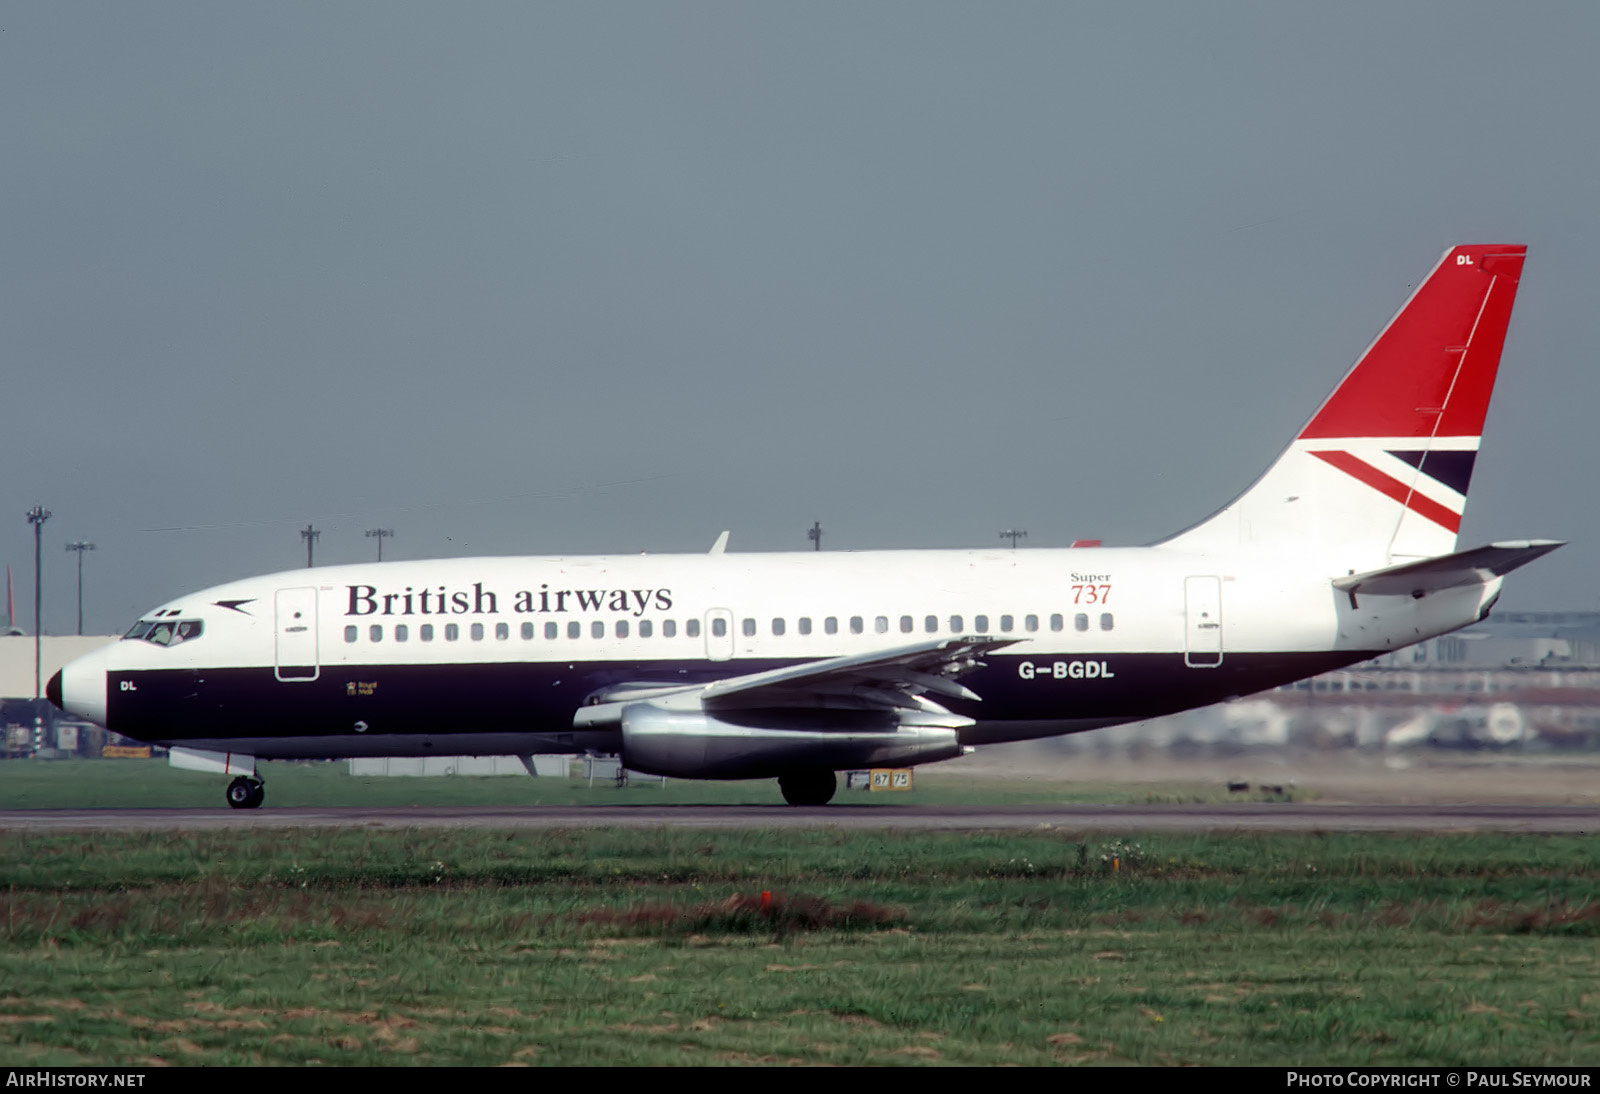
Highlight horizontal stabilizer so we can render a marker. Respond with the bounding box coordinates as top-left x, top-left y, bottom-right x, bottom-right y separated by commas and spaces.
1332, 540, 1564, 598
